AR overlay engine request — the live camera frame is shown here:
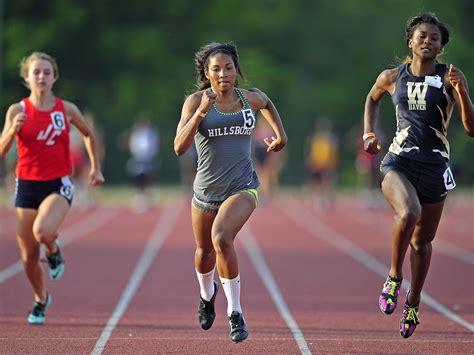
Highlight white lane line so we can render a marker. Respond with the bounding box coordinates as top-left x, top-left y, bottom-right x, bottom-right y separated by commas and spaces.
433, 240, 474, 265
283, 206, 474, 333
91, 203, 182, 355
241, 225, 312, 355
341, 204, 474, 265
2, 336, 473, 343
0, 208, 119, 284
